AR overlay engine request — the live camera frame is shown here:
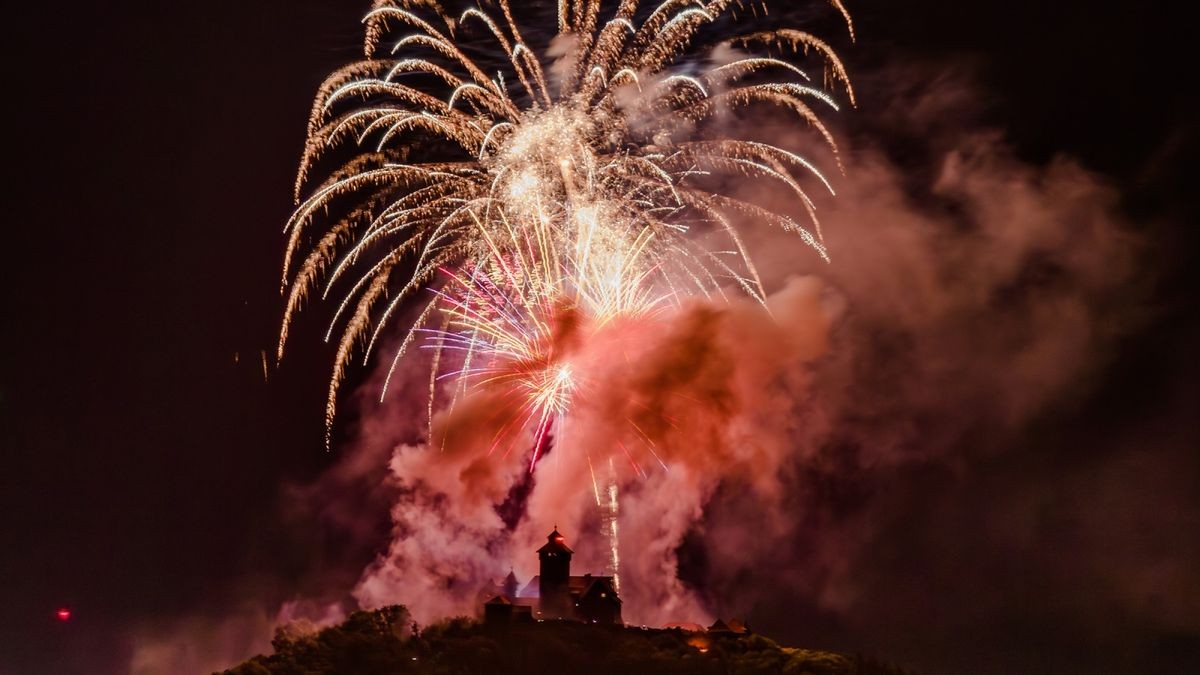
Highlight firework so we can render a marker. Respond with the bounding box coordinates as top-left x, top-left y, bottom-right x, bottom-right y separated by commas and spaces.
279, 0, 854, 458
